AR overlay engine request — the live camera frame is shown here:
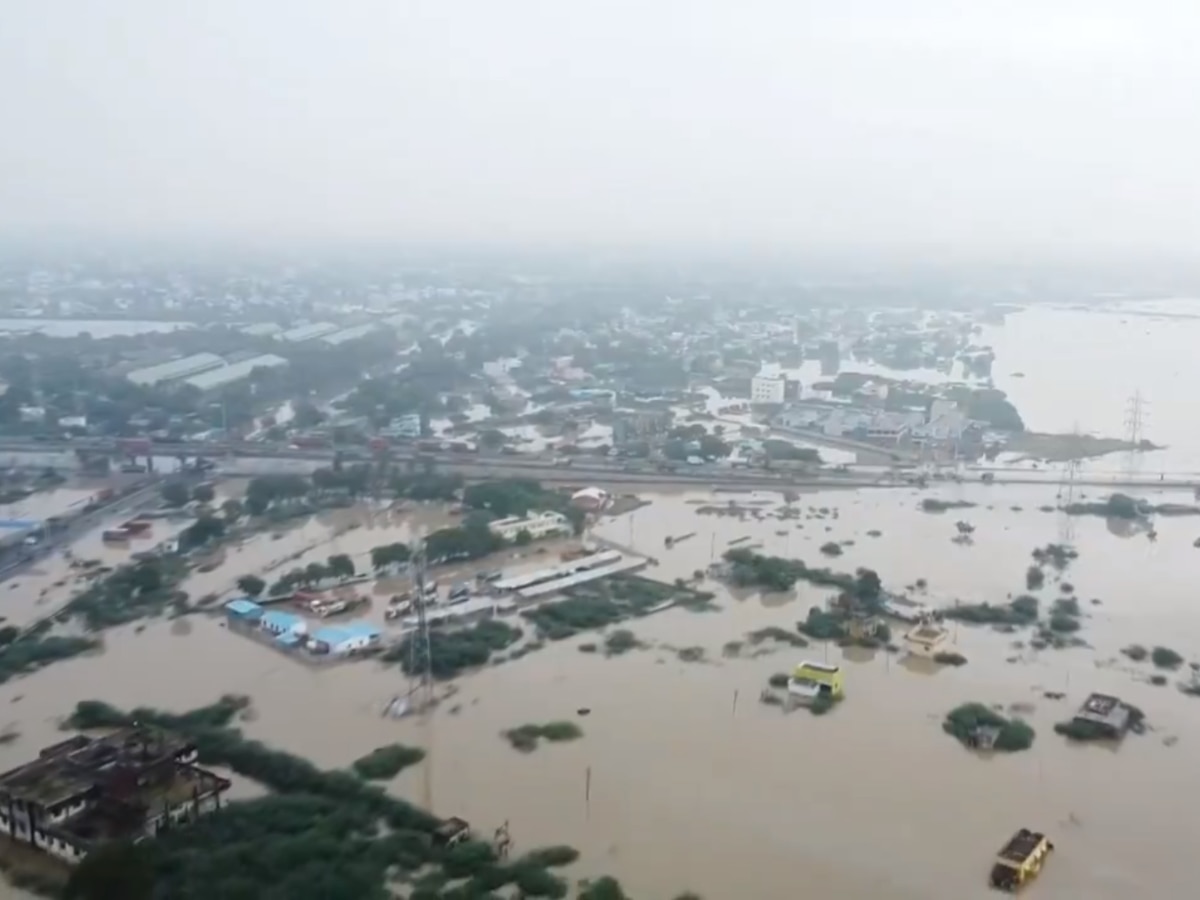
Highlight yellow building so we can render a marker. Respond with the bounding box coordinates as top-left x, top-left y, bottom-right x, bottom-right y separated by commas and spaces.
989, 829, 1053, 892
790, 661, 845, 699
